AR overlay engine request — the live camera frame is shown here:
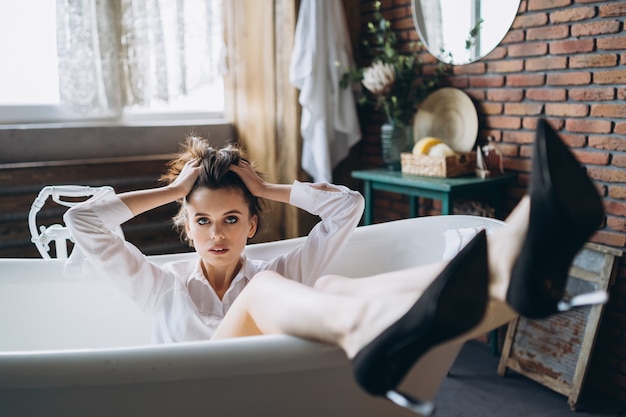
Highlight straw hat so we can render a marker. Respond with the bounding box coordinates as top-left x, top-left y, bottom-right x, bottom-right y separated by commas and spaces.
414, 87, 478, 152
